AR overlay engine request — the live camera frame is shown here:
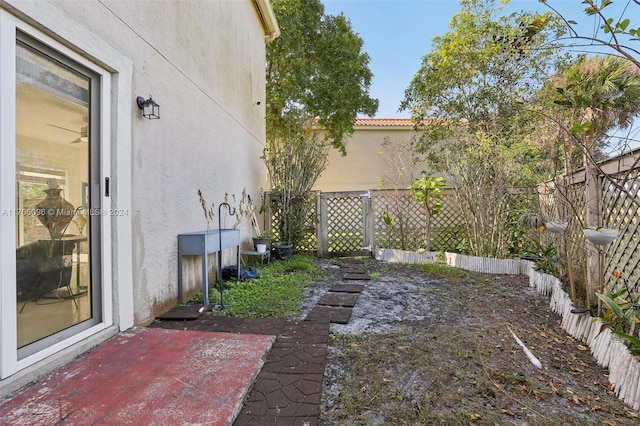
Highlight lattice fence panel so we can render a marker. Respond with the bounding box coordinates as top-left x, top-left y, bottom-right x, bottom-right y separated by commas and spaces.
430, 191, 467, 252
265, 193, 282, 242
326, 195, 364, 253
264, 192, 318, 252
602, 170, 640, 293
372, 190, 424, 251
538, 168, 640, 303
371, 189, 466, 252
539, 179, 588, 299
